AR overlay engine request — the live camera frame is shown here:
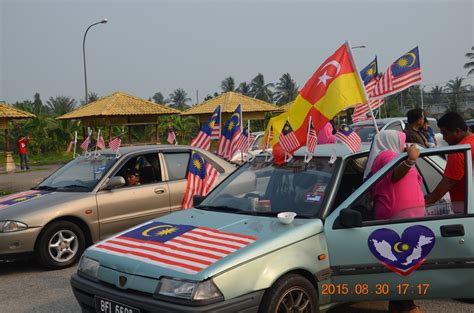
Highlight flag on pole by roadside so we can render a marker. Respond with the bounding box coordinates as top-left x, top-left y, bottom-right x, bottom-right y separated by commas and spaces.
80, 129, 91, 151
272, 42, 368, 164
190, 105, 221, 151
167, 129, 177, 144
181, 151, 219, 209
109, 133, 123, 152
97, 130, 106, 149
371, 47, 422, 100
216, 104, 242, 160
336, 125, 361, 153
